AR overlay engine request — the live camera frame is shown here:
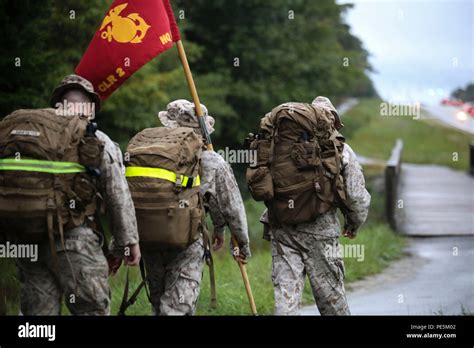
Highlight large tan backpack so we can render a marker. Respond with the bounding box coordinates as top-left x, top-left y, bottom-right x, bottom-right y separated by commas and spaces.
246, 102, 349, 225
0, 108, 103, 242
125, 127, 205, 250
119, 127, 218, 315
